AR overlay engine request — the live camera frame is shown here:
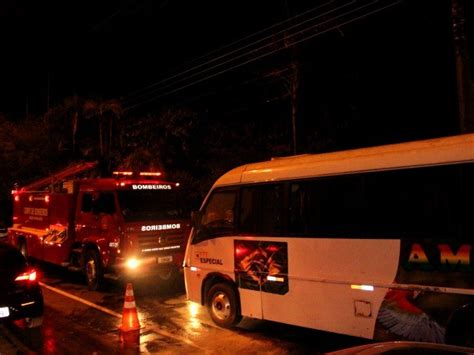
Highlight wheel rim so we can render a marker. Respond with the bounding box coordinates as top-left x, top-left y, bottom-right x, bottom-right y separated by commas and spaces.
158, 269, 173, 281
86, 258, 96, 284
211, 292, 231, 321
20, 243, 27, 258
